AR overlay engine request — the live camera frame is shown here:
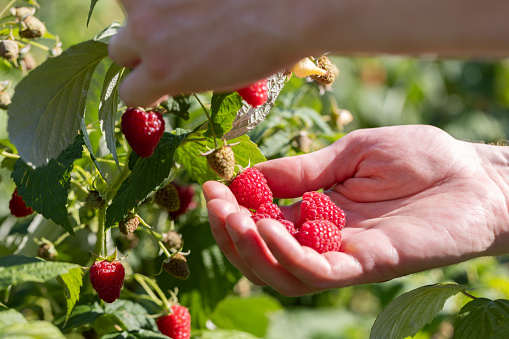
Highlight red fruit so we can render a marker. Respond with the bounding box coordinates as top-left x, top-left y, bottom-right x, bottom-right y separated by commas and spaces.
296, 191, 346, 230
9, 188, 33, 218
256, 202, 284, 220
121, 107, 165, 157
229, 167, 273, 210
236, 79, 268, 107
157, 305, 191, 339
89, 260, 125, 303
296, 220, 342, 253
280, 219, 298, 237
169, 183, 197, 219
